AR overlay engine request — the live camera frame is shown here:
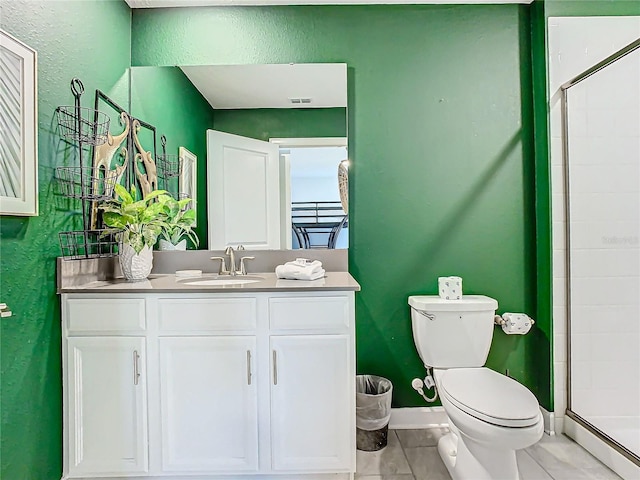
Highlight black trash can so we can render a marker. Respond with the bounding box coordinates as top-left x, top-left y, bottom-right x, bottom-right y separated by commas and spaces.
355, 375, 393, 451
